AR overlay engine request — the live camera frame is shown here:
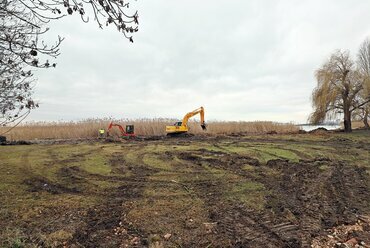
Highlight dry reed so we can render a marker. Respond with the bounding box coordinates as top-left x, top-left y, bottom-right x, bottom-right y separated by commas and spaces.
0, 119, 300, 141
